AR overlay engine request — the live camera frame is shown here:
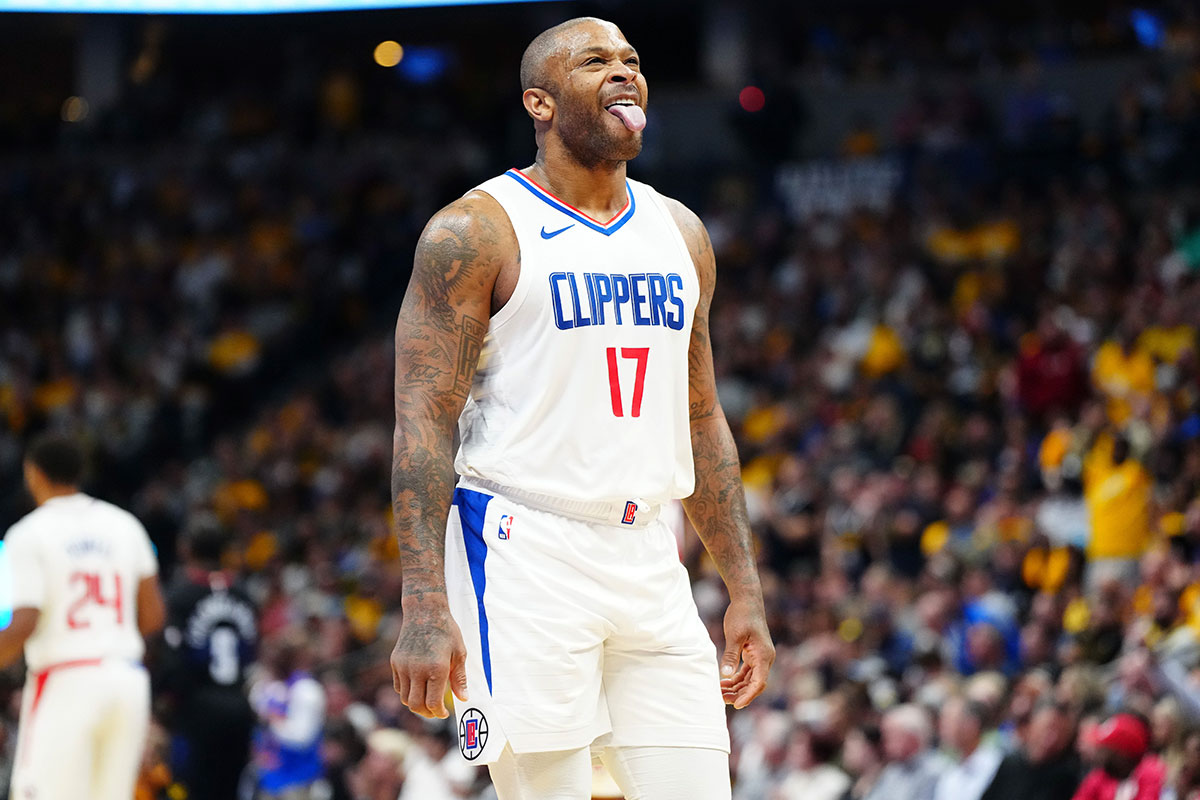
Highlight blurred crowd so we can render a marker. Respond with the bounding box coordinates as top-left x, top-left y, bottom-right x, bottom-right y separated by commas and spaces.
784, 2, 1200, 80
2, 3, 1200, 800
